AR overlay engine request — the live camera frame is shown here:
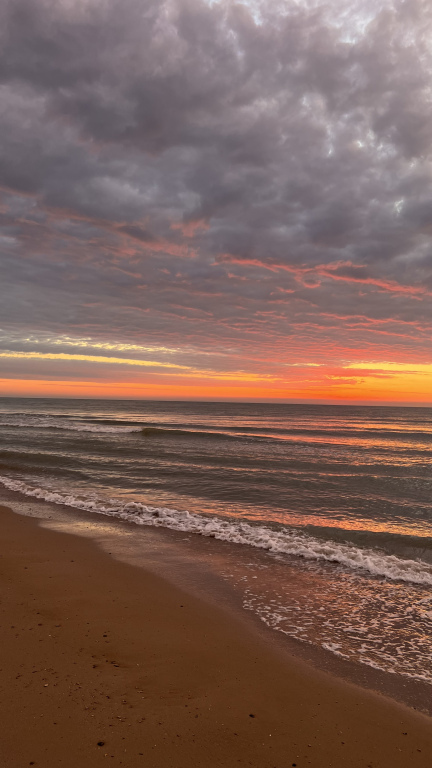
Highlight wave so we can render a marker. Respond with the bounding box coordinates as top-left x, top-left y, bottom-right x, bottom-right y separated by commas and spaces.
0, 417, 142, 434
230, 425, 432, 441
3, 415, 432, 446
0, 418, 247, 439
0, 411, 76, 419
94, 421, 432, 440
1, 474, 432, 586
142, 426, 196, 437
140, 426, 237, 439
